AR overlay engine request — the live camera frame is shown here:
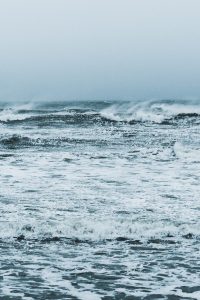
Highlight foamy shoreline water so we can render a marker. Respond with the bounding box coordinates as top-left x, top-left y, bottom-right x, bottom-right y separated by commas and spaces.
0, 100, 199, 299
